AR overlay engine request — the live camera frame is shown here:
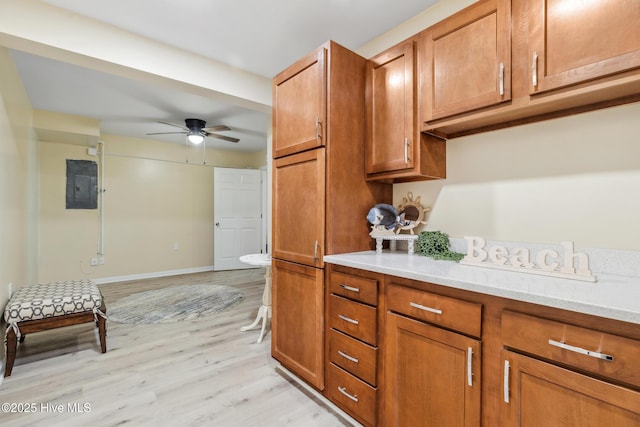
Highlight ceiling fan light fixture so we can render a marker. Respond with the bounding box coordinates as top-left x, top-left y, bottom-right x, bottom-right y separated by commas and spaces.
187, 132, 205, 145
